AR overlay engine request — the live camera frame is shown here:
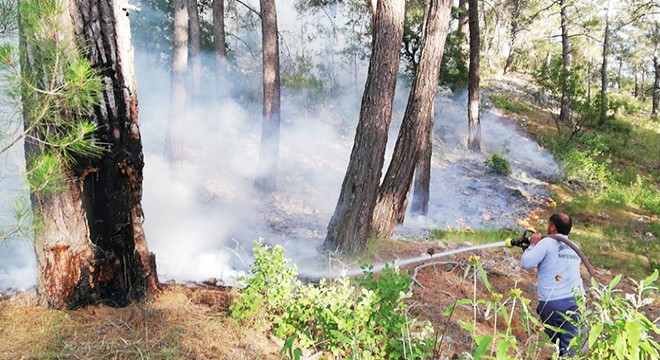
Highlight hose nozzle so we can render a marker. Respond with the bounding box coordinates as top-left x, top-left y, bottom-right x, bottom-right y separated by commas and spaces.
505, 229, 535, 249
